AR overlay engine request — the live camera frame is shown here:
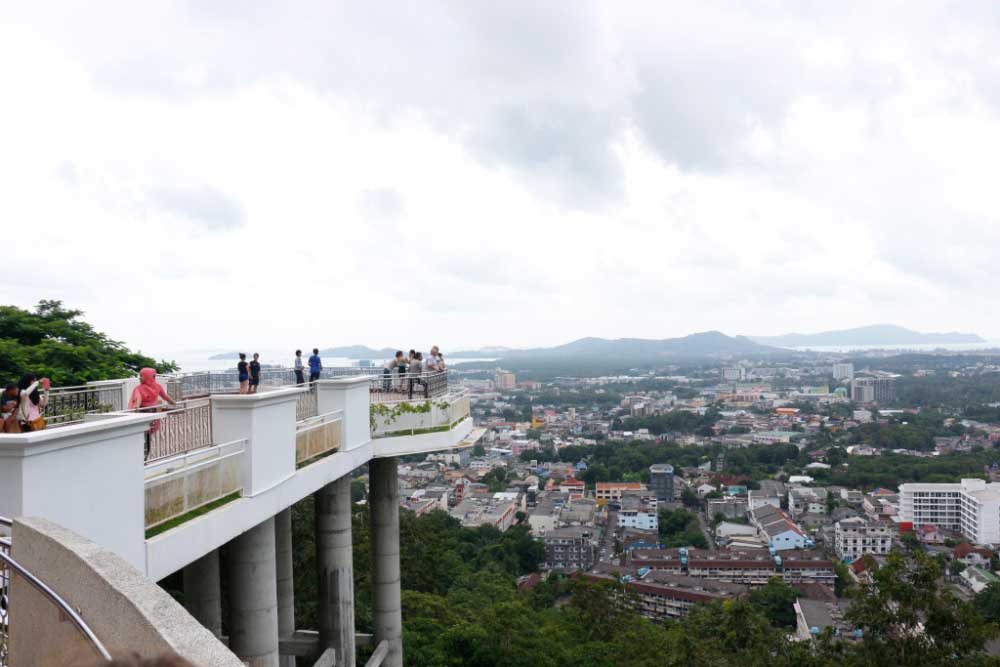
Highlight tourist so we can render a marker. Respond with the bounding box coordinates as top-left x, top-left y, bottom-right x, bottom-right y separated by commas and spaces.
129, 368, 177, 460
17, 374, 50, 432
308, 348, 323, 382
249, 353, 261, 394
2, 384, 20, 433
408, 351, 426, 398
294, 349, 305, 385
237, 353, 250, 394
426, 346, 440, 372
437, 353, 446, 370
